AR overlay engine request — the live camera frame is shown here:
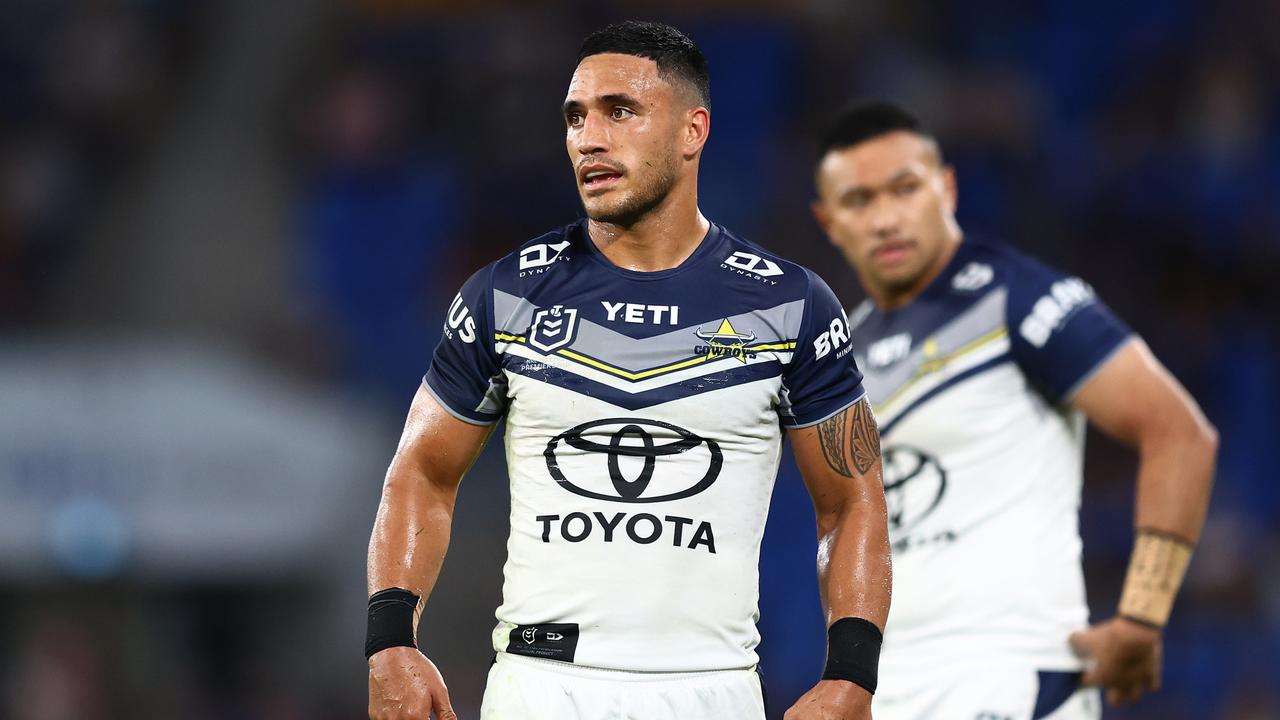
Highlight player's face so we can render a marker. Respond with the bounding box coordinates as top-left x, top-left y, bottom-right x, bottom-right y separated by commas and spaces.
564, 54, 687, 226
813, 131, 959, 301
